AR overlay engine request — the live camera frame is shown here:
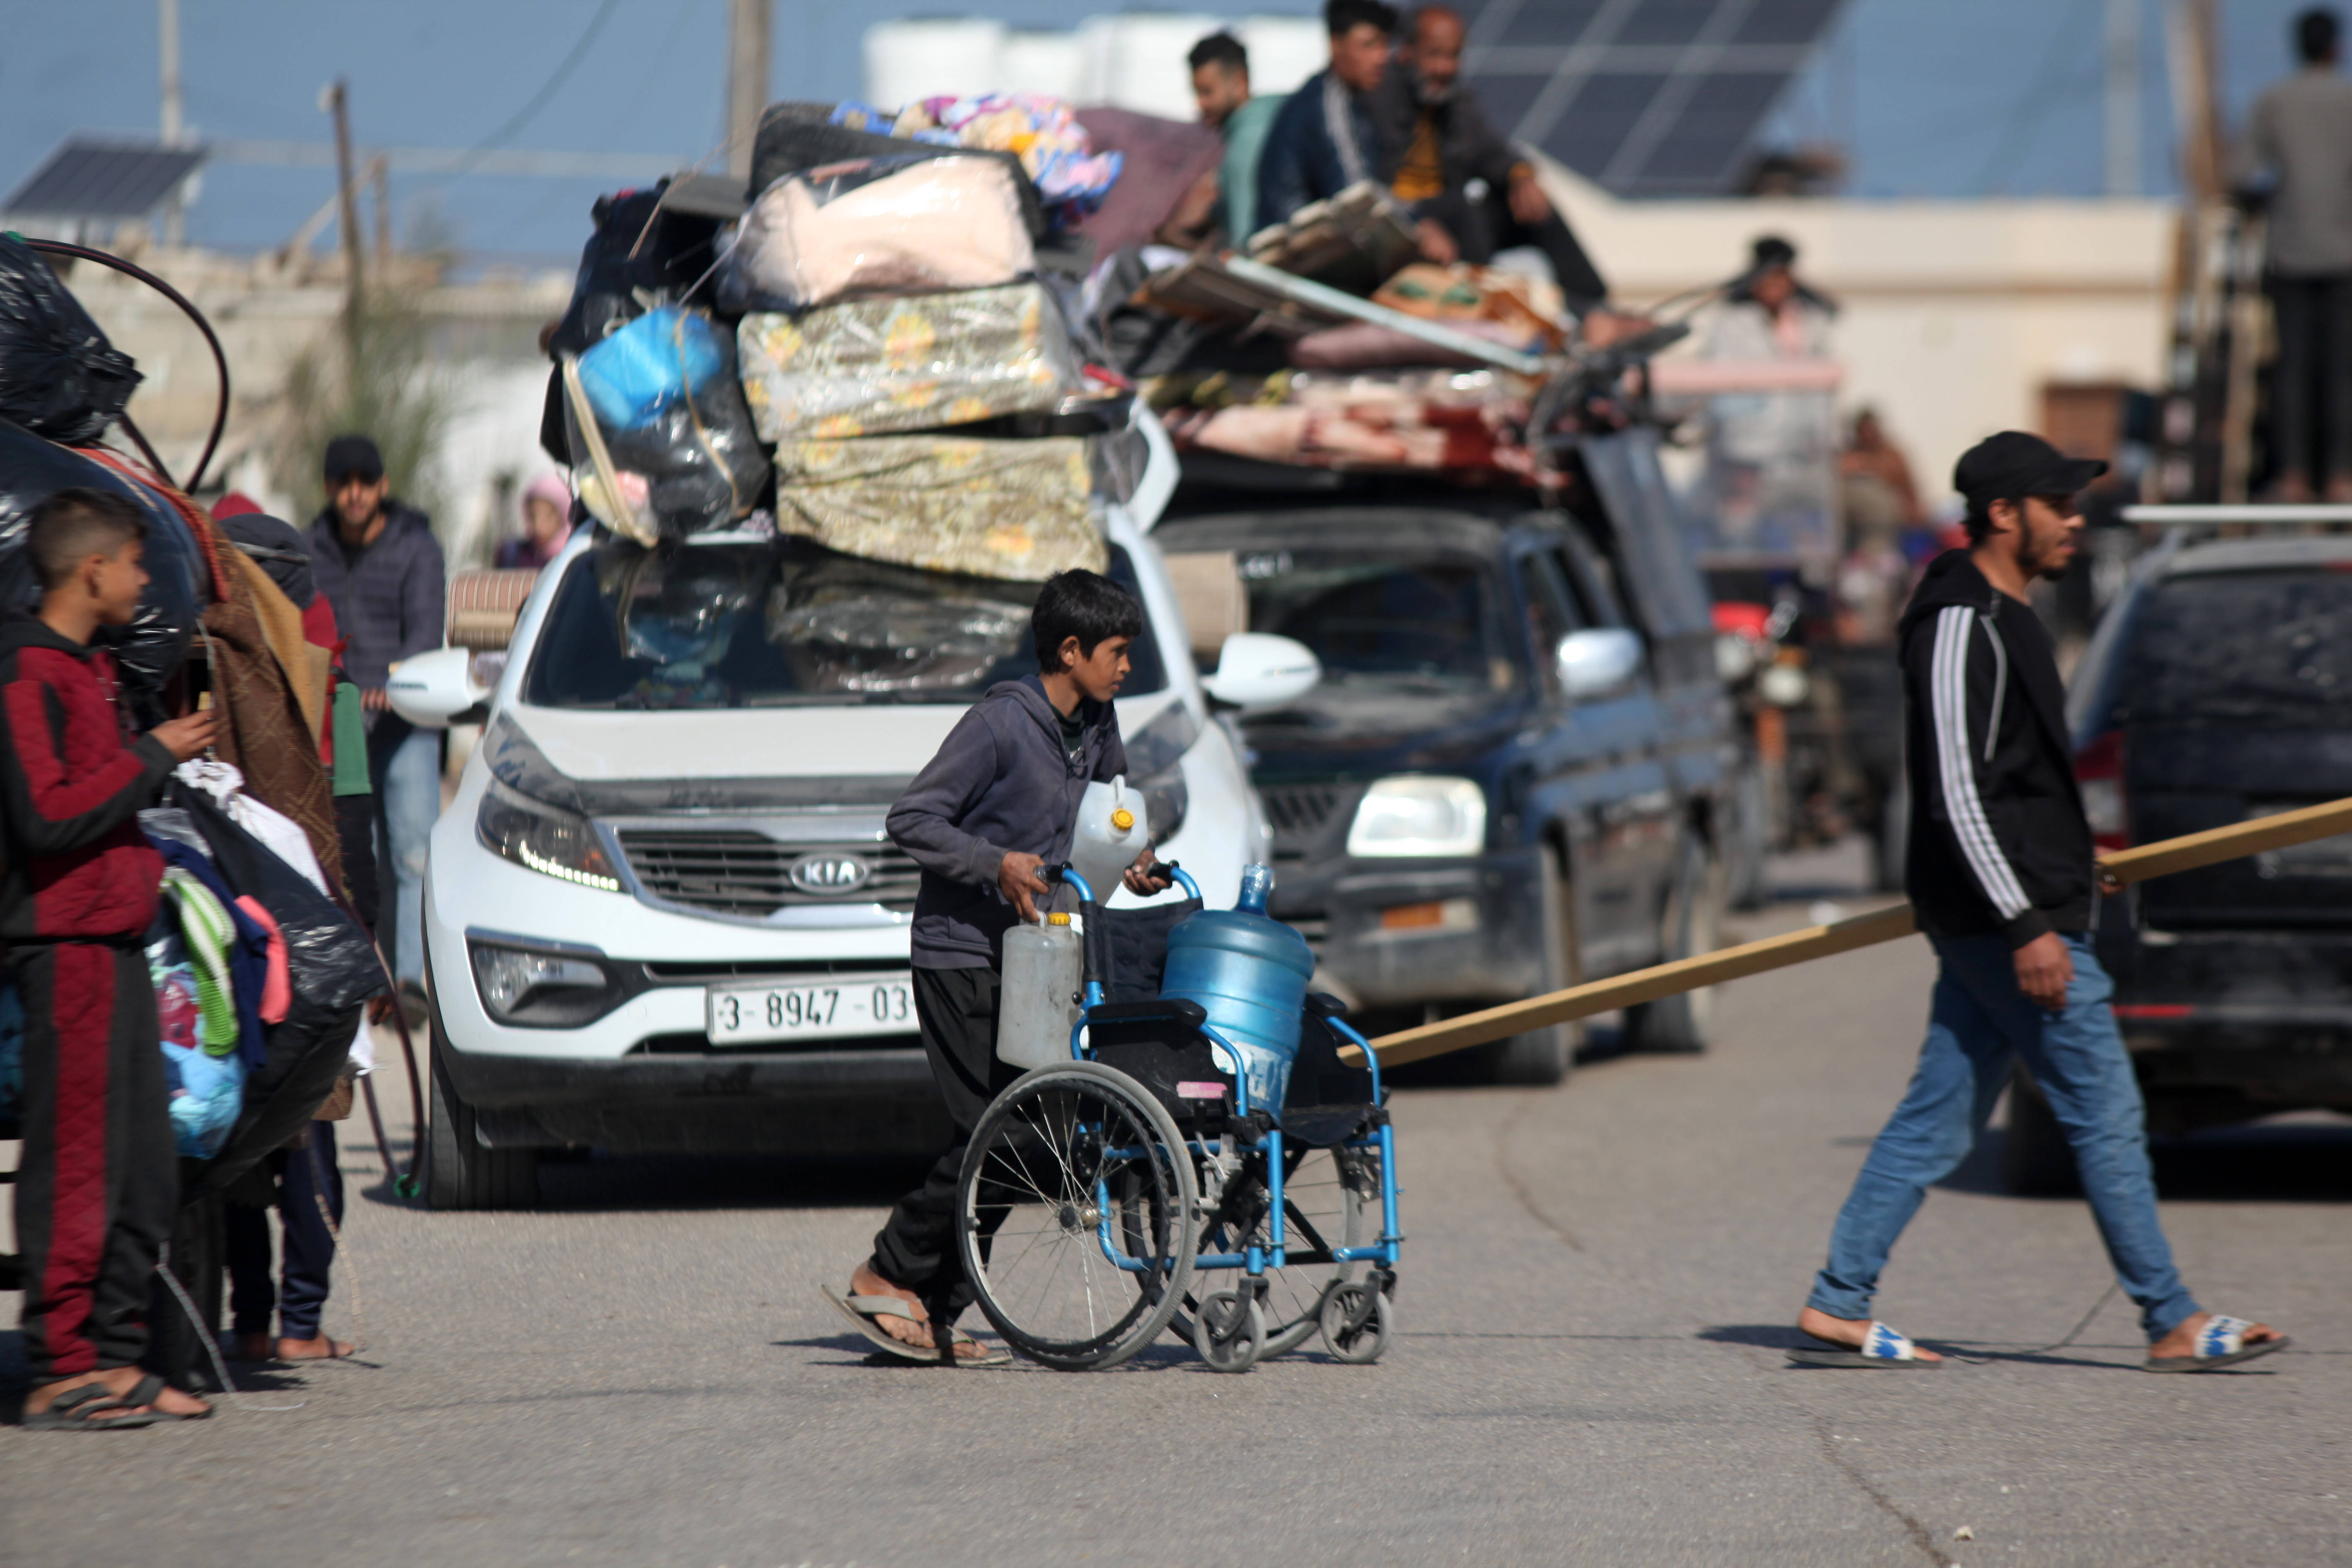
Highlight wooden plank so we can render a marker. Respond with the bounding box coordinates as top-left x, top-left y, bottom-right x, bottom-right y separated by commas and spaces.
1340, 793, 2352, 1069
